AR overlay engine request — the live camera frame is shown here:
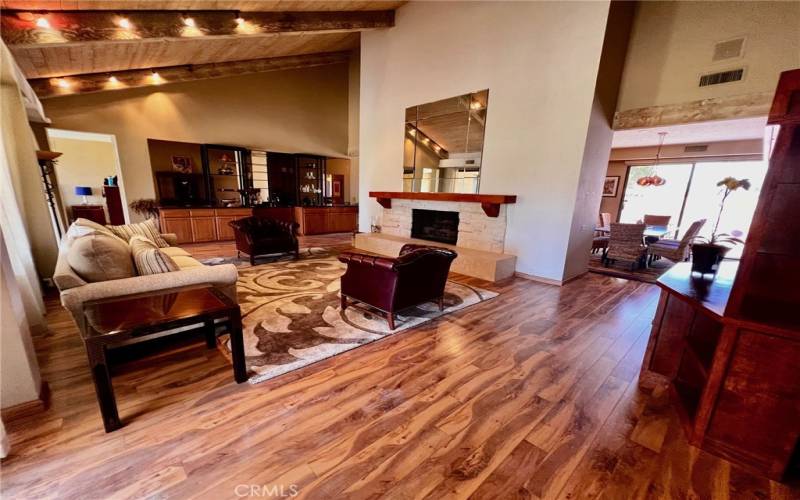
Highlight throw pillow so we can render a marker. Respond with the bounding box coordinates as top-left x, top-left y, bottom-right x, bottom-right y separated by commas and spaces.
129, 236, 179, 275
67, 232, 135, 282
107, 218, 169, 248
